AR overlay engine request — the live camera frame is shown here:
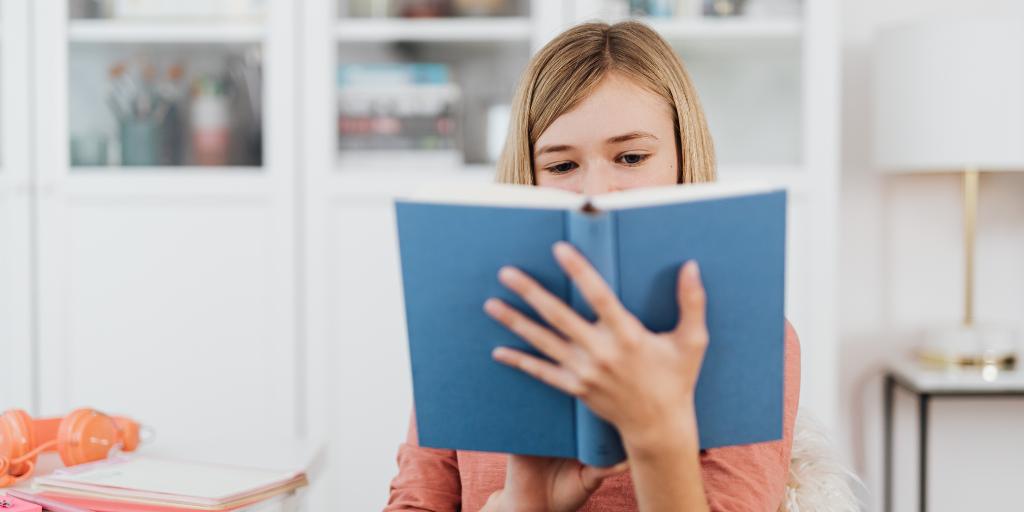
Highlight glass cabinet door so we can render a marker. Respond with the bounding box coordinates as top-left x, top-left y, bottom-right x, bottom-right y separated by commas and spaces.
334, 0, 533, 173
67, 0, 266, 170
